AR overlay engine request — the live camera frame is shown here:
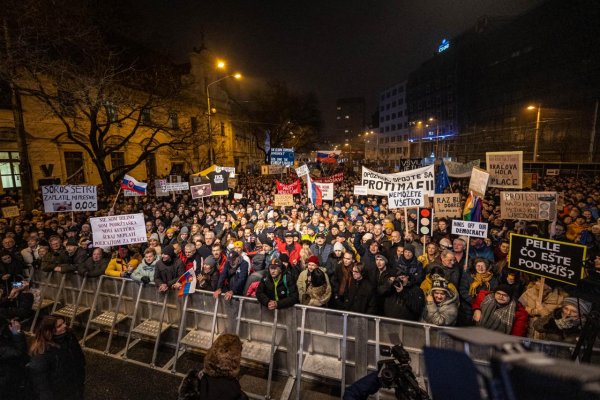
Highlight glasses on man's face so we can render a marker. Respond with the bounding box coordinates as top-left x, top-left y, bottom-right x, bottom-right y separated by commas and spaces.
495, 292, 509, 299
